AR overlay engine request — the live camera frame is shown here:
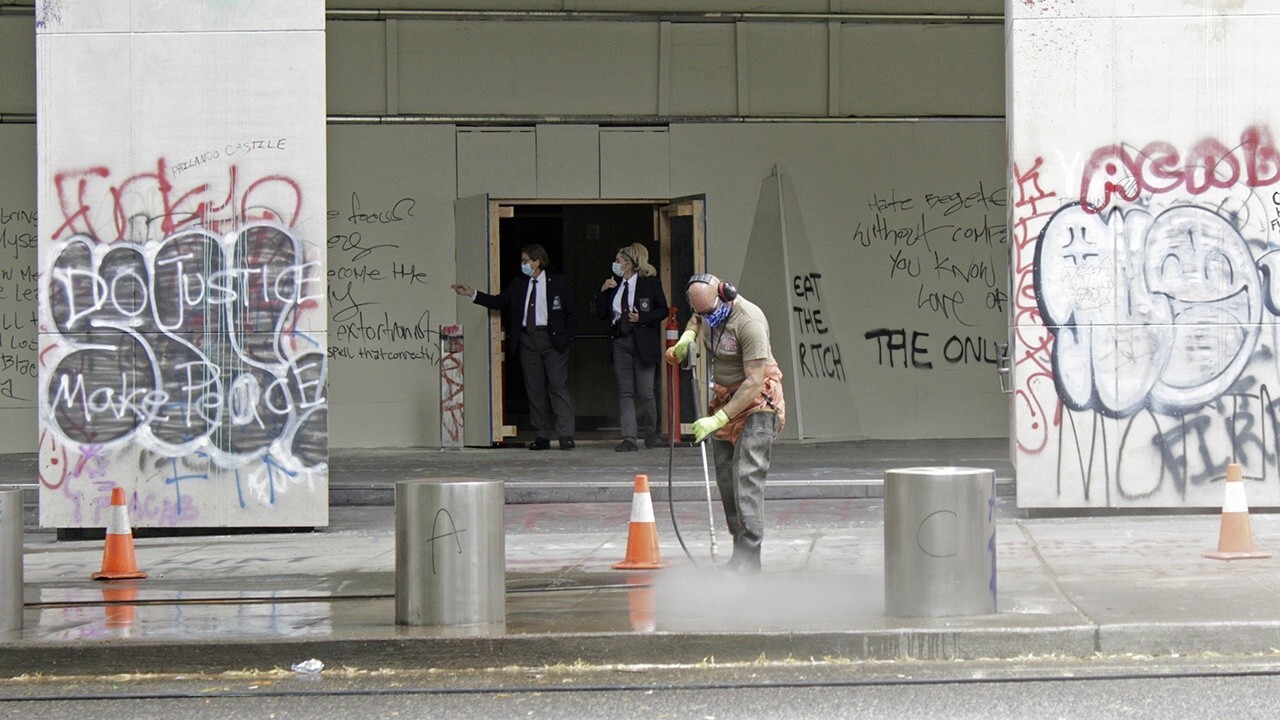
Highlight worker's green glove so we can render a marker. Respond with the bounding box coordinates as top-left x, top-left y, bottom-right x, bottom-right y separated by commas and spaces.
692, 409, 730, 443
665, 330, 697, 365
